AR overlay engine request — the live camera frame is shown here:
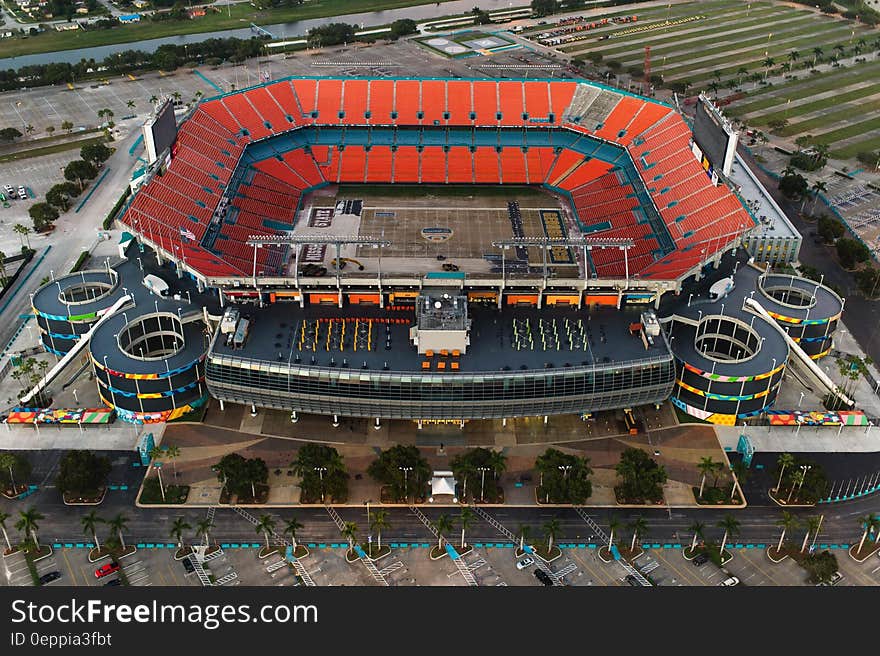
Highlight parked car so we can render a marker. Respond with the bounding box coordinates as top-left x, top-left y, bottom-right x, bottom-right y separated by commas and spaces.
534, 569, 553, 586
3, 184, 14, 197
39, 571, 61, 585
17, 186, 27, 200
181, 558, 195, 574
103, 578, 122, 586
516, 556, 534, 570
94, 562, 120, 579
692, 553, 709, 567
719, 576, 740, 586
625, 574, 640, 586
